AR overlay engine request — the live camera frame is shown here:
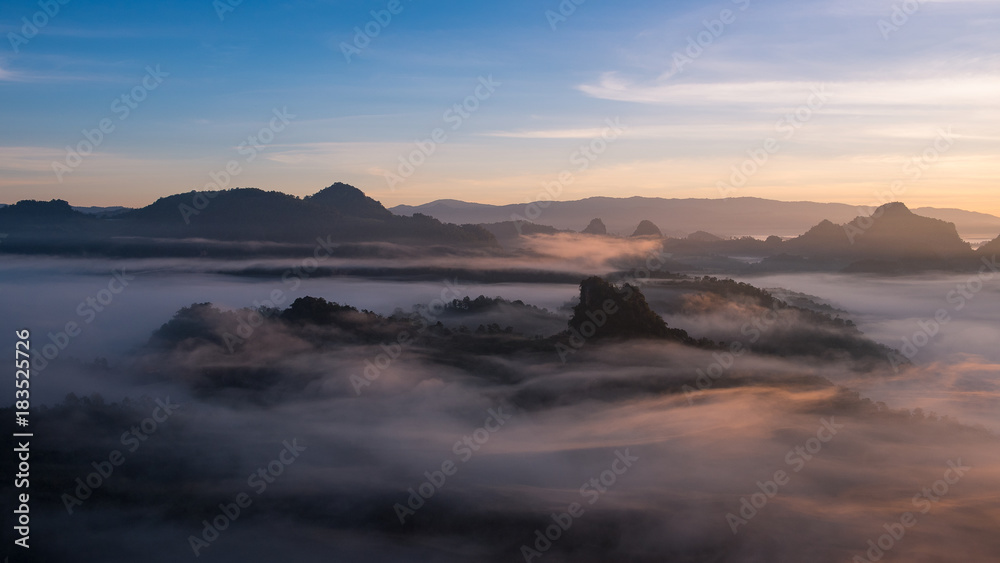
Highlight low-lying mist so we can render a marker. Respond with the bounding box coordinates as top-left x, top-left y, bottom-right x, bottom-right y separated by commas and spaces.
2, 246, 999, 562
